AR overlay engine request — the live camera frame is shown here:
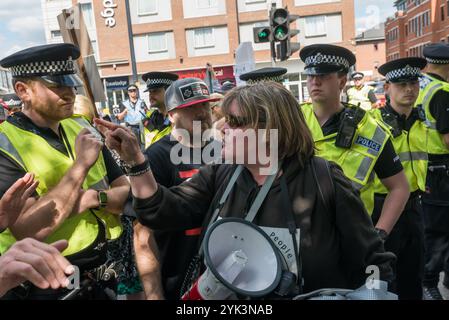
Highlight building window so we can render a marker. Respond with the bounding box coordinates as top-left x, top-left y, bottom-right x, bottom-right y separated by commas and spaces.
80, 2, 94, 29
147, 32, 168, 53
305, 15, 326, 38
138, 0, 158, 16
196, 0, 218, 9
50, 30, 61, 38
442, 6, 446, 21
194, 28, 215, 48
